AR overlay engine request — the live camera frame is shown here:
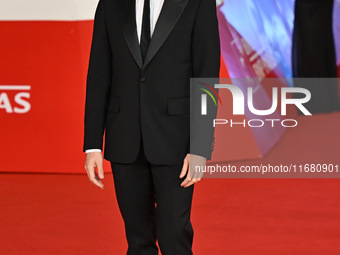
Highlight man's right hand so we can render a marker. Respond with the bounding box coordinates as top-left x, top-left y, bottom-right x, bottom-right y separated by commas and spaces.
85, 152, 105, 189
